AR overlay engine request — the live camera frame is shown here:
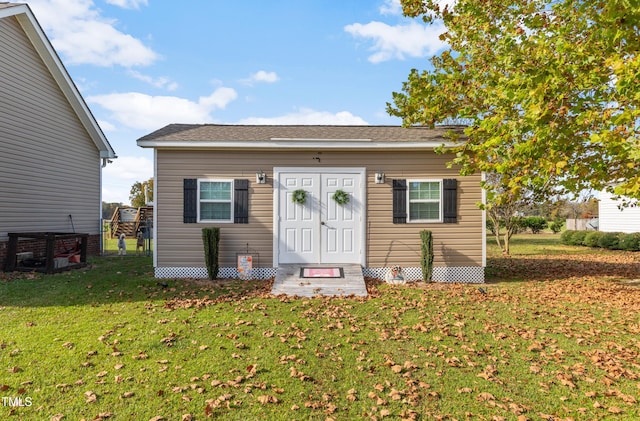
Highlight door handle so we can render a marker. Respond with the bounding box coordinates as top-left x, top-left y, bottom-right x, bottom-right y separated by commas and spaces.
320, 221, 325, 225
